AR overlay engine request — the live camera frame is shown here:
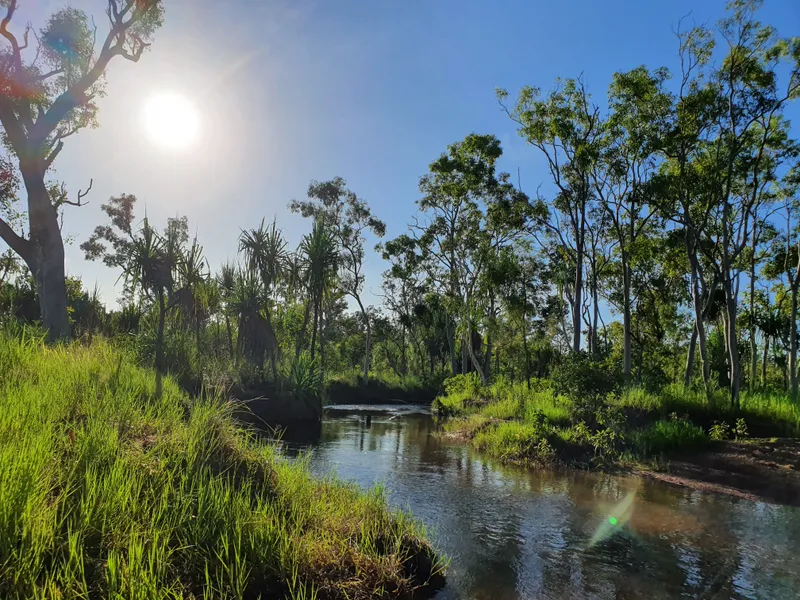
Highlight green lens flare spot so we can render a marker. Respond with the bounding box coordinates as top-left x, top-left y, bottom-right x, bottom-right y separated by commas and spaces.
608, 517, 618, 526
